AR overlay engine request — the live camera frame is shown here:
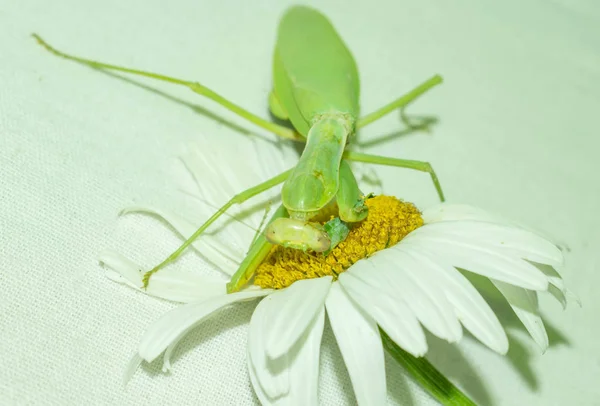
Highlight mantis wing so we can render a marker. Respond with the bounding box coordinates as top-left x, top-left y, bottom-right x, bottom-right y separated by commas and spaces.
272, 6, 360, 137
